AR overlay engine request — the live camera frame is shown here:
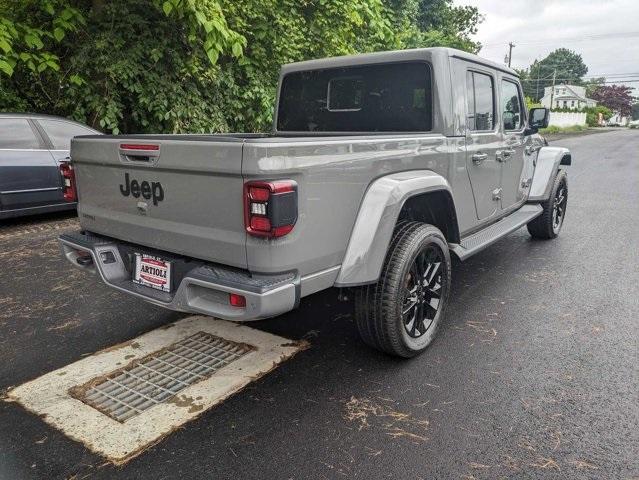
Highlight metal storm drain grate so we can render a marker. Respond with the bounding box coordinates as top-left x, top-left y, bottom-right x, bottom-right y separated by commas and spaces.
74, 332, 253, 422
